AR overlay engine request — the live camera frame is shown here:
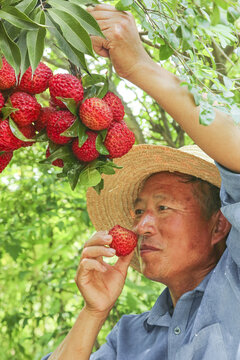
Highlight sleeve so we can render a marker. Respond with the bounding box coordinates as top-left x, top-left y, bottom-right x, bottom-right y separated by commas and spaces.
41, 354, 52, 360
90, 321, 119, 360
215, 162, 240, 266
